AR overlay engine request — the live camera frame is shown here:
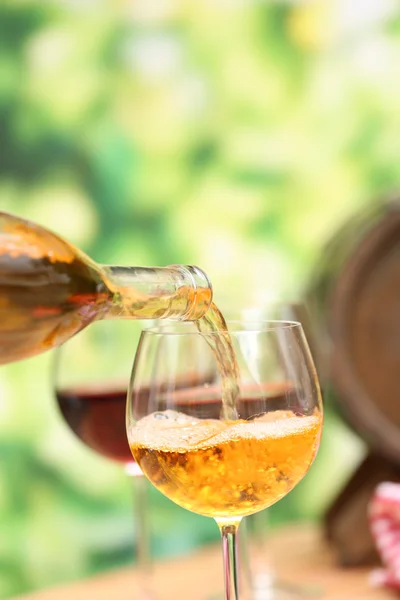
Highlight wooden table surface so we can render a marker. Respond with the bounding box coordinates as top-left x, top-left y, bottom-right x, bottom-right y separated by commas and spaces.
14, 524, 398, 599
